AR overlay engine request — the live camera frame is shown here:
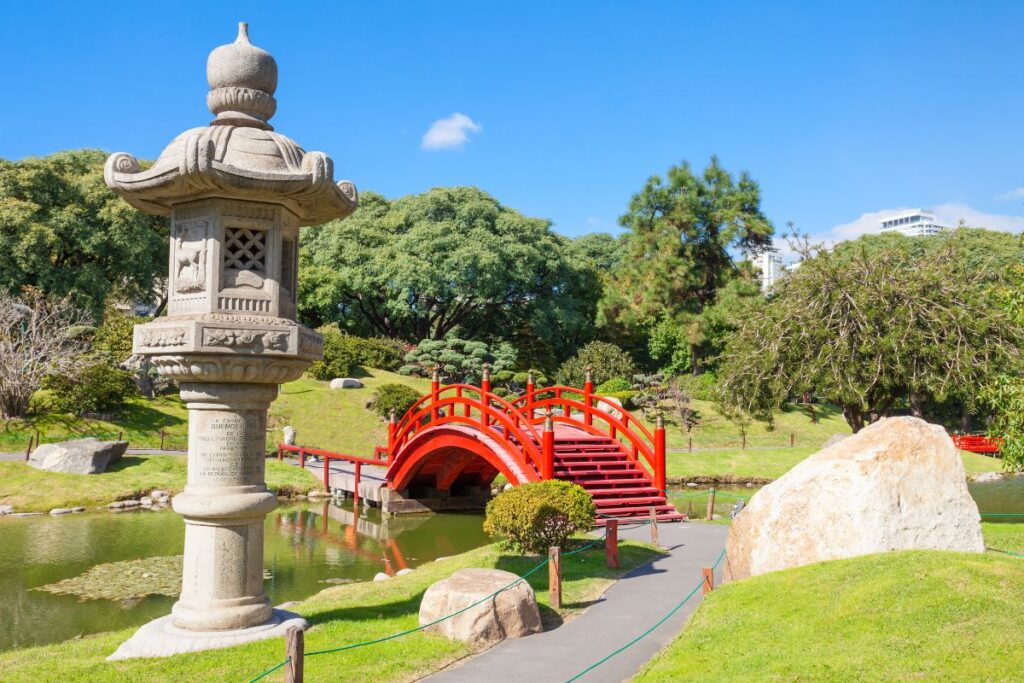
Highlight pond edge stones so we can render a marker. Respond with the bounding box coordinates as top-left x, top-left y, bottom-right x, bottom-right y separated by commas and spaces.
105, 22, 356, 660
